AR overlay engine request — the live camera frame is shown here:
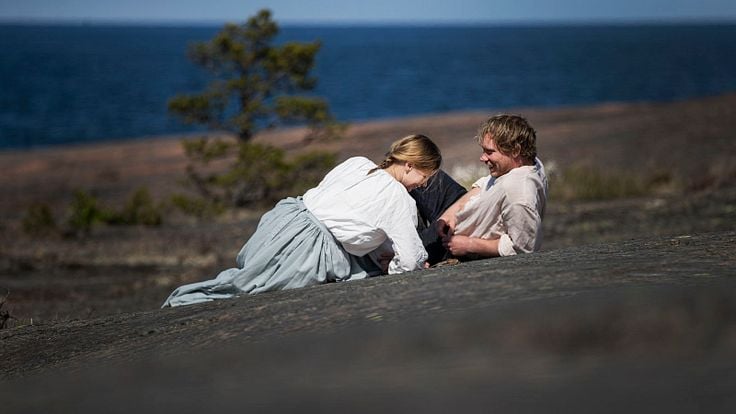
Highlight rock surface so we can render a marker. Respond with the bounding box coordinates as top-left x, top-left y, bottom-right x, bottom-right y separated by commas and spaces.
2, 231, 735, 413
